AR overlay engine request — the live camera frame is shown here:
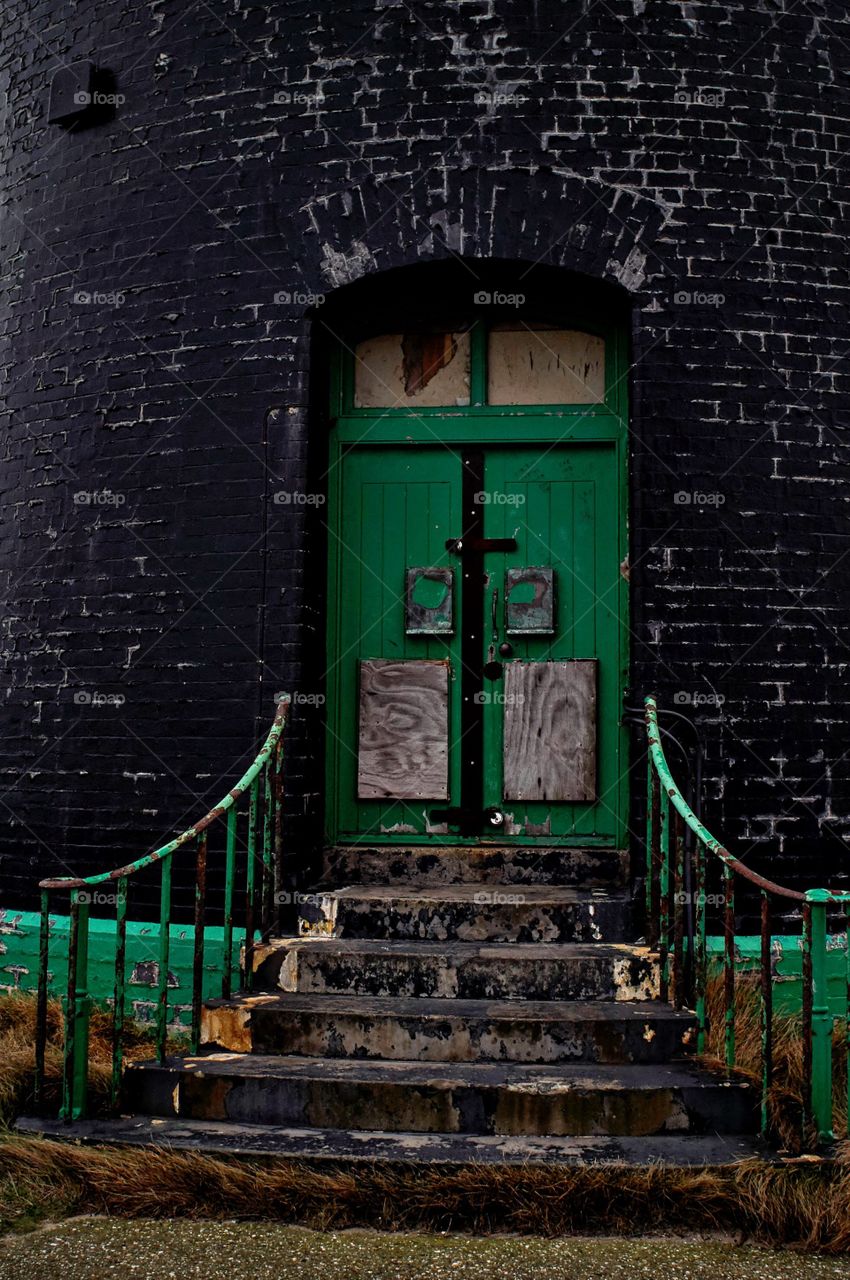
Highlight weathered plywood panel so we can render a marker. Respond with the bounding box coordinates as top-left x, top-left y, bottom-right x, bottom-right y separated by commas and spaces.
503, 661, 597, 802
357, 659, 450, 800
354, 332, 471, 407
488, 327, 605, 405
